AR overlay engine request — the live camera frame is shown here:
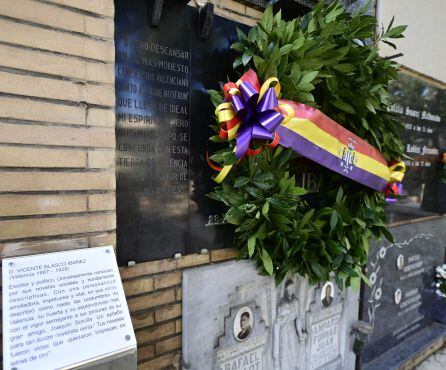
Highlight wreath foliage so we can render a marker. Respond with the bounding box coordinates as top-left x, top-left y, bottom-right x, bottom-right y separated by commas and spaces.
207, 1, 406, 288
